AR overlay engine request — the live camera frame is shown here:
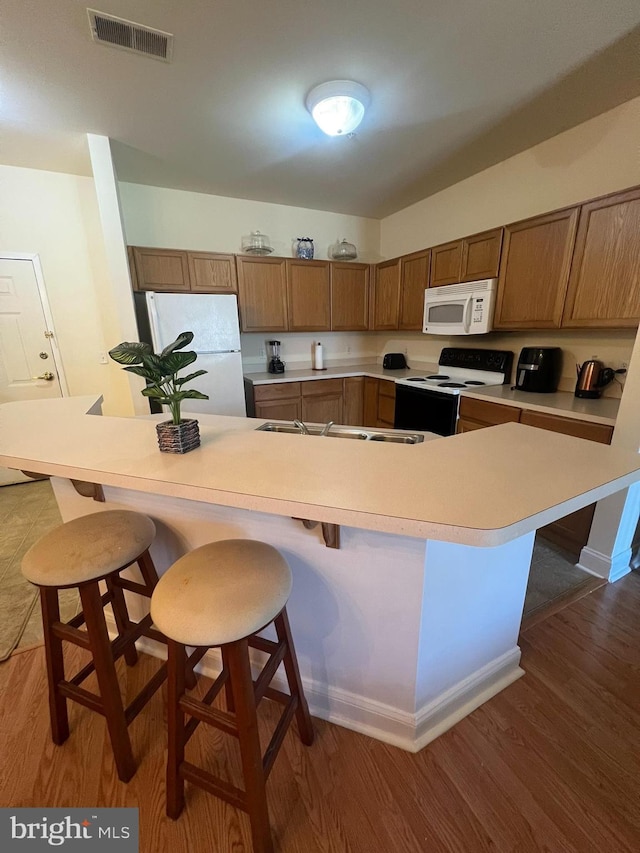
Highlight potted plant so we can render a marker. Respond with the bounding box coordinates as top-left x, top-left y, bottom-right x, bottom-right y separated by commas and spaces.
109, 331, 209, 454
